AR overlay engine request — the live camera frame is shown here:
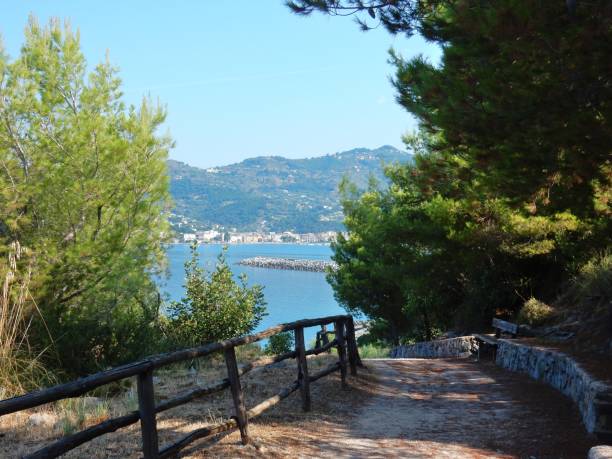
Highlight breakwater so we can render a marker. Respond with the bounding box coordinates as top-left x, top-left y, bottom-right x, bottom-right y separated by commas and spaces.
238, 257, 337, 272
